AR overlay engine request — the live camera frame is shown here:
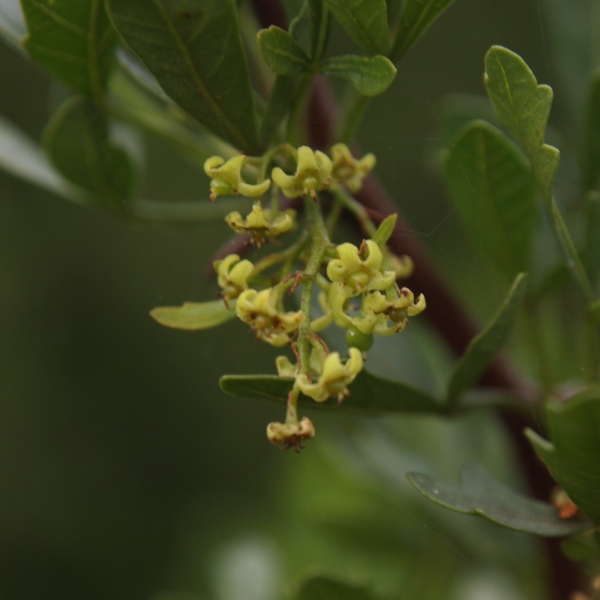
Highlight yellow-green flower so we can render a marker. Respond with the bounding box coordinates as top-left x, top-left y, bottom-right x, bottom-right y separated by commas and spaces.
276, 341, 328, 378
236, 287, 304, 346
327, 240, 396, 295
214, 254, 254, 306
204, 155, 270, 202
266, 417, 315, 450
330, 143, 376, 193
328, 284, 425, 335
272, 146, 332, 199
360, 288, 426, 335
382, 250, 414, 279
296, 347, 363, 403
225, 203, 295, 246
